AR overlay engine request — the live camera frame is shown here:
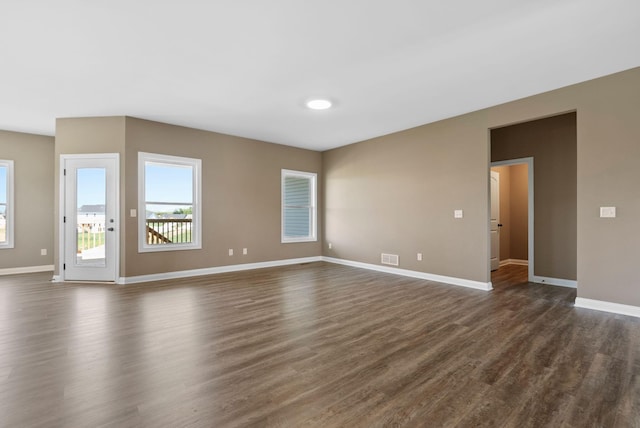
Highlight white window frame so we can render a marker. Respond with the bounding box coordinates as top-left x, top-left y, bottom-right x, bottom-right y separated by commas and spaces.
281, 169, 317, 243
138, 152, 202, 252
0, 160, 14, 249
